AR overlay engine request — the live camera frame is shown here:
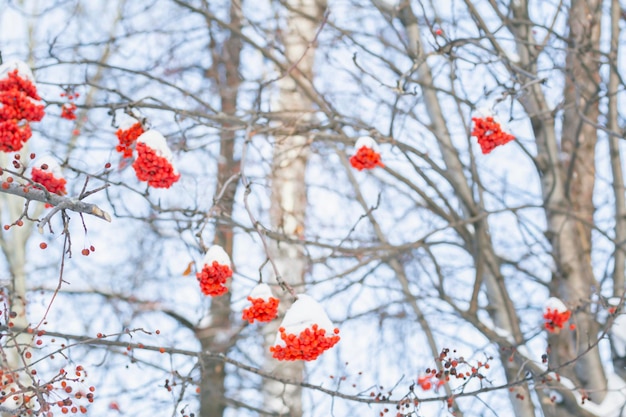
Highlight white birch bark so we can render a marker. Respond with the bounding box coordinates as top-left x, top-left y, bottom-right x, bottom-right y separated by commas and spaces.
264, 1, 326, 415
0, 149, 37, 415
